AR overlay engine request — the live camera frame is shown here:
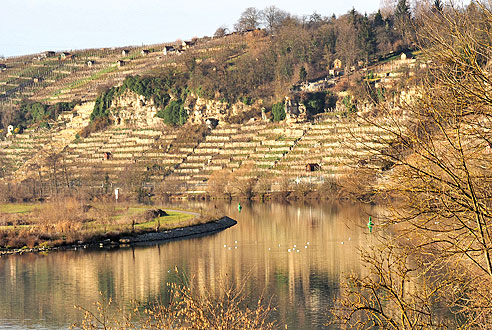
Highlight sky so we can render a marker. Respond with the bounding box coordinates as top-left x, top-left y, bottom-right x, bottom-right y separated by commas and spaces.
1, 0, 381, 58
